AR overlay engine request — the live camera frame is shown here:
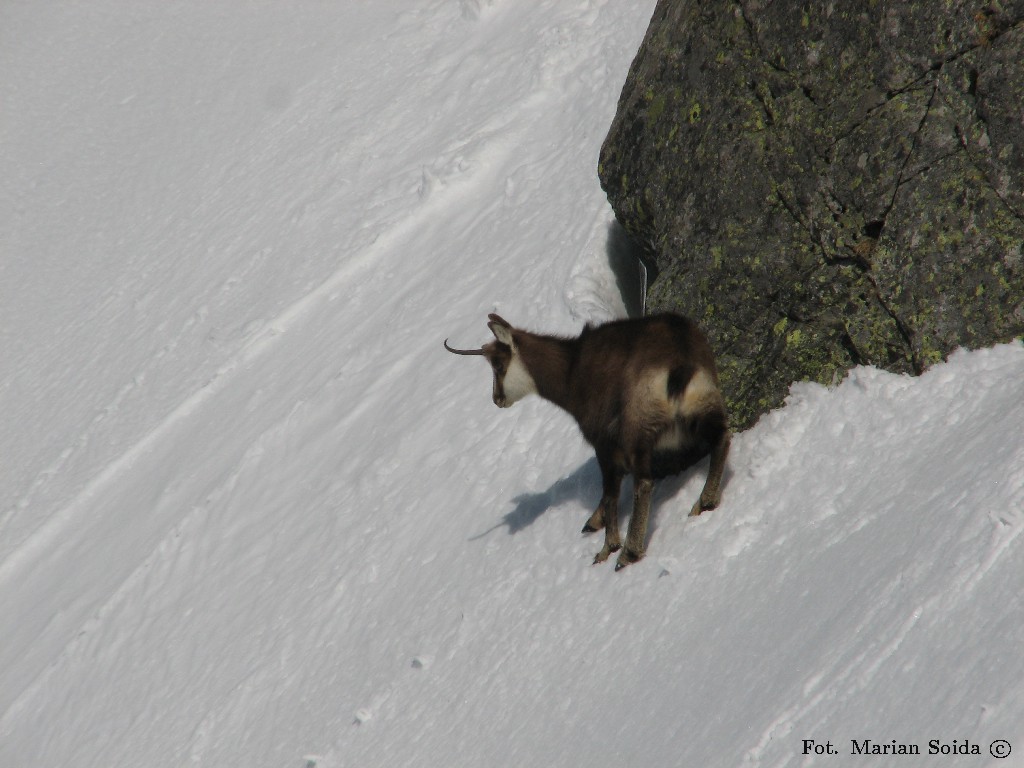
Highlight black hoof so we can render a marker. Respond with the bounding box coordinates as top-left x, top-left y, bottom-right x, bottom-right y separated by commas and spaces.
615, 549, 641, 571
581, 522, 599, 534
